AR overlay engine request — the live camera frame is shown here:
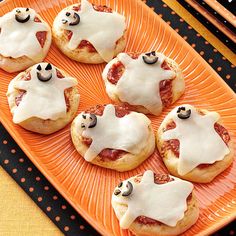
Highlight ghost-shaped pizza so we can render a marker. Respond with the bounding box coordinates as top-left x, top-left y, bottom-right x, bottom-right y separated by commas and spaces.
157, 104, 234, 183
102, 51, 185, 115
52, 0, 126, 64
0, 8, 52, 73
71, 104, 155, 171
112, 170, 199, 235
7, 63, 79, 134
